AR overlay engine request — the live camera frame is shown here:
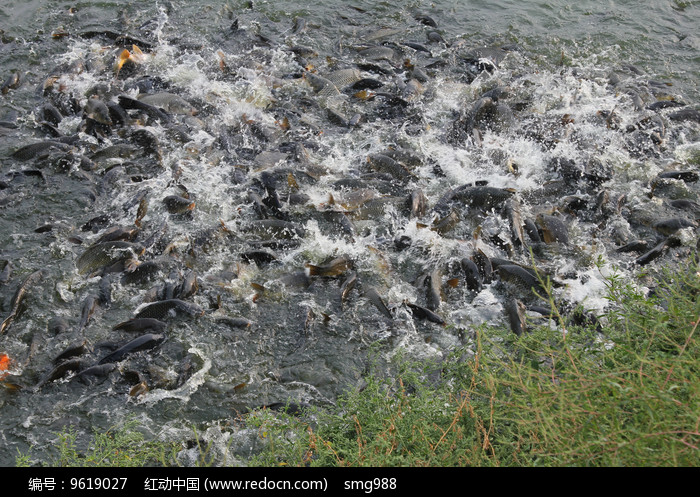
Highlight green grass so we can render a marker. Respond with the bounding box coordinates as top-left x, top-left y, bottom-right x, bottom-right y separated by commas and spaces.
18, 257, 700, 467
